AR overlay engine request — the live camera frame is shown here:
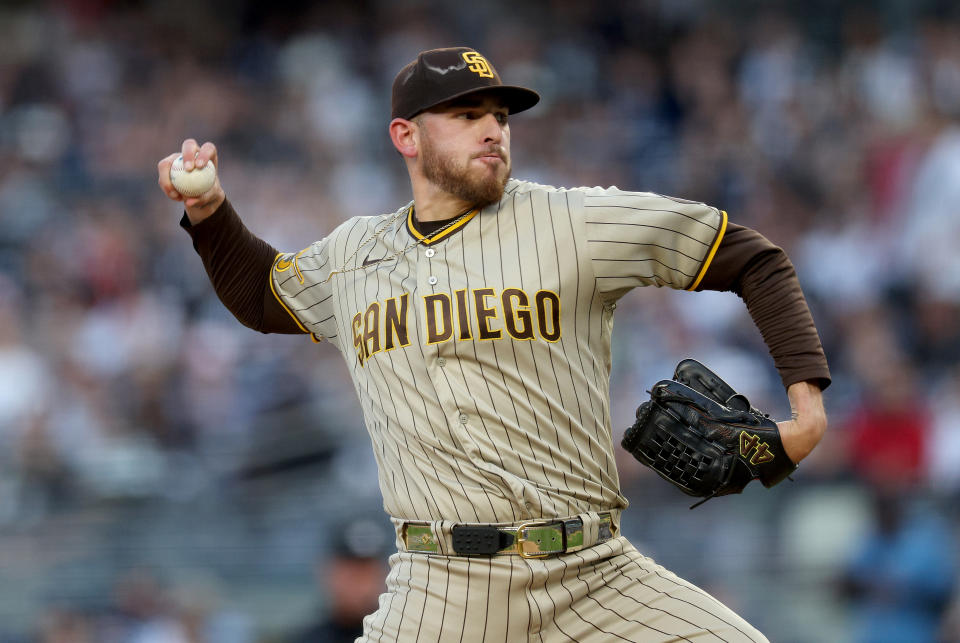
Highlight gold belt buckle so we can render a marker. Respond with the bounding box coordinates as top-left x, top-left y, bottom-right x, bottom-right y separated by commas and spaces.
515, 520, 553, 559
